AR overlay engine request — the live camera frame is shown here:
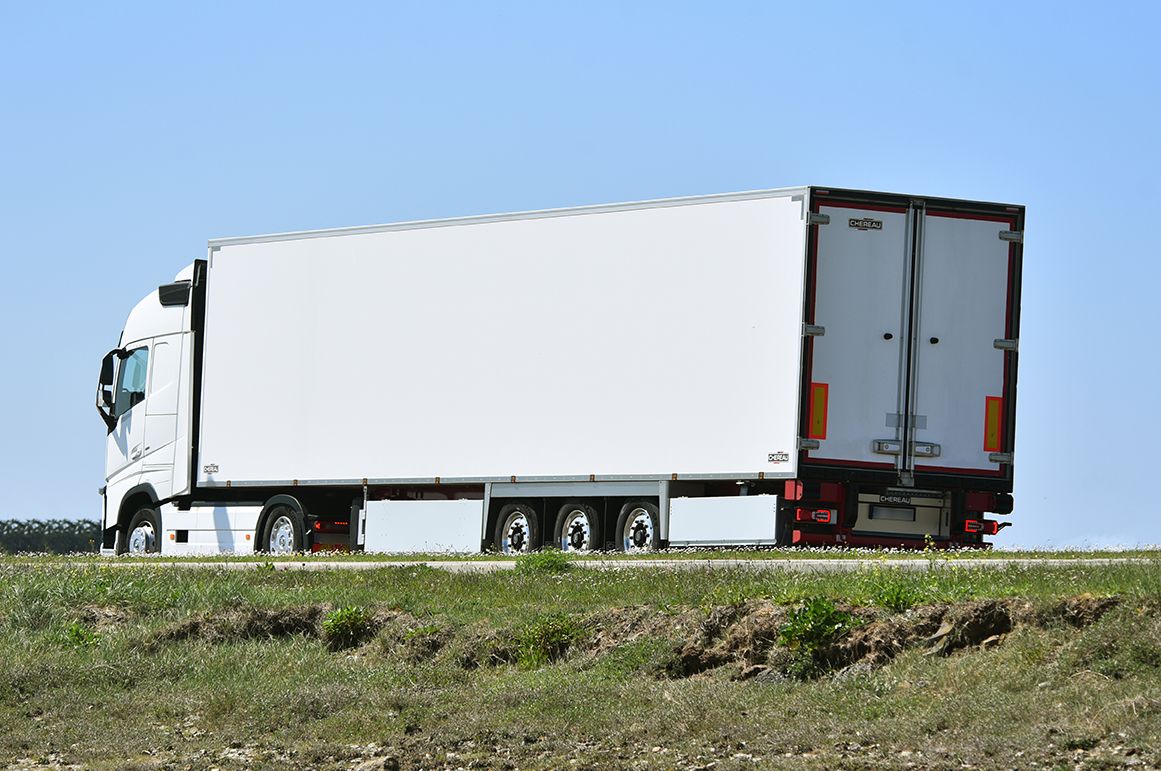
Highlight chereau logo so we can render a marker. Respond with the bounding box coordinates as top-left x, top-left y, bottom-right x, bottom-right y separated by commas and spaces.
849, 217, 883, 231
